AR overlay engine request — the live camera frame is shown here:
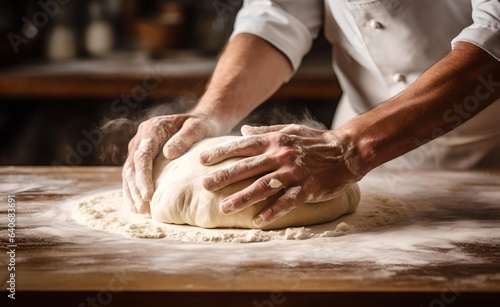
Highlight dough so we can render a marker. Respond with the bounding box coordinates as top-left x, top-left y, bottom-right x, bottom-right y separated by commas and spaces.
150, 136, 361, 230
